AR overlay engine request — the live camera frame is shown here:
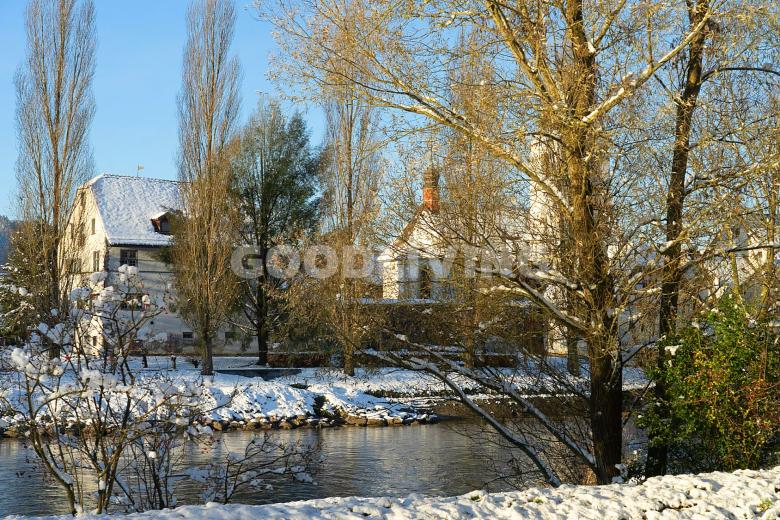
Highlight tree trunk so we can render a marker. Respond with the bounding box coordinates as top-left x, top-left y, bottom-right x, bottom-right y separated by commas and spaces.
342, 275, 357, 377
47, 244, 61, 359
256, 318, 269, 366
343, 342, 355, 376
647, 0, 707, 477
589, 337, 623, 484
759, 187, 777, 317
463, 296, 478, 368
564, 0, 622, 482
582, 241, 623, 484
566, 328, 580, 376
201, 331, 214, 376
256, 280, 269, 366
463, 337, 476, 369
570, 158, 623, 483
